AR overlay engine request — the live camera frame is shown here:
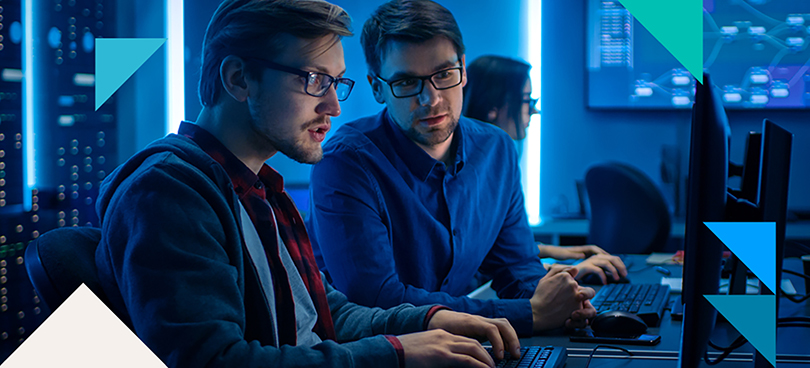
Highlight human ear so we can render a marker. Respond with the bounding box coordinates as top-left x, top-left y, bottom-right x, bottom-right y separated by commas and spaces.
219, 55, 250, 103
367, 74, 385, 104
